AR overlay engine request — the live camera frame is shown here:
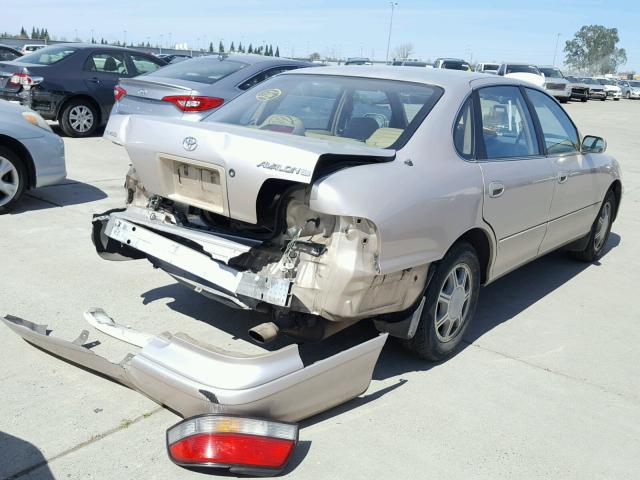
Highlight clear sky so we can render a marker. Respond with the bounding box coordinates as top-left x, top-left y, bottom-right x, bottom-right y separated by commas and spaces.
2, 0, 639, 70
